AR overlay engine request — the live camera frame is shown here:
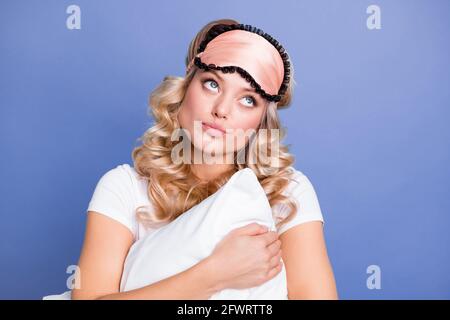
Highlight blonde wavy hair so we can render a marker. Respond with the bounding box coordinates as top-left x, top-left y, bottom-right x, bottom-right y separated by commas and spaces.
132, 18, 299, 231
